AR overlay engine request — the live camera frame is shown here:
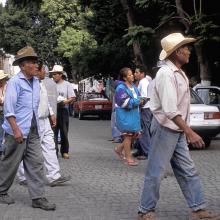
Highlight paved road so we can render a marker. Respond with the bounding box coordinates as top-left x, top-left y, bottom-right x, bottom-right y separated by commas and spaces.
1, 117, 220, 220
